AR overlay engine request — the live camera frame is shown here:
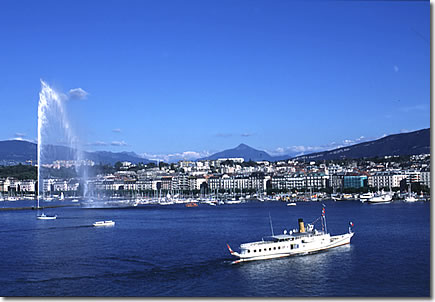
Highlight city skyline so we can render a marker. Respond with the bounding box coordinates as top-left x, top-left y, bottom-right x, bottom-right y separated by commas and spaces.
0, 0, 429, 160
